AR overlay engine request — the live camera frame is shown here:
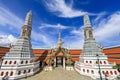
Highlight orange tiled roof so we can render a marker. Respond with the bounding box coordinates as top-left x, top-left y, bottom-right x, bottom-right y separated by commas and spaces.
33, 49, 49, 54
108, 59, 120, 64
71, 58, 79, 61
107, 54, 120, 58
0, 47, 9, 53
103, 47, 120, 54
69, 50, 82, 55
